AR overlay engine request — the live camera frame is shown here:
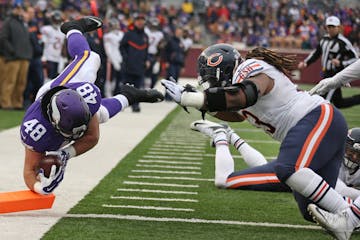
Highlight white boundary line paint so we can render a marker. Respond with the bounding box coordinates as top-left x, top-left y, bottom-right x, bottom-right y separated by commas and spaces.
131, 170, 201, 175
110, 196, 199, 202
136, 164, 201, 170
117, 188, 198, 195
60, 214, 321, 230
102, 204, 194, 212
245, 139, 279, 144
123, 181, 199, 188
142, 155, 203, 160
128, 175, 213, 182
138, 160, 202, 165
